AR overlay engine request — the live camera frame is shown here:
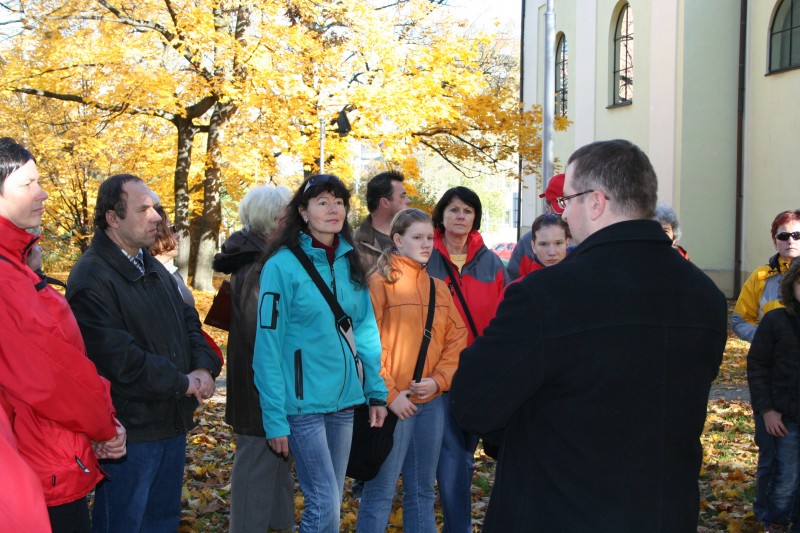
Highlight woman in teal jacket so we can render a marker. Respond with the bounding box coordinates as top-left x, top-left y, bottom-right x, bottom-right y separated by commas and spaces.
253, 174, 388, 532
